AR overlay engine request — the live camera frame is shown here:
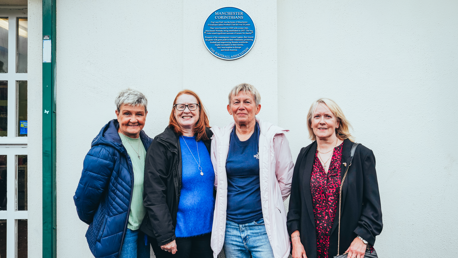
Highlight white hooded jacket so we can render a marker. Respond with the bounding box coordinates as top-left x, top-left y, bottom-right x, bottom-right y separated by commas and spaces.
210, 118, 294, 258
